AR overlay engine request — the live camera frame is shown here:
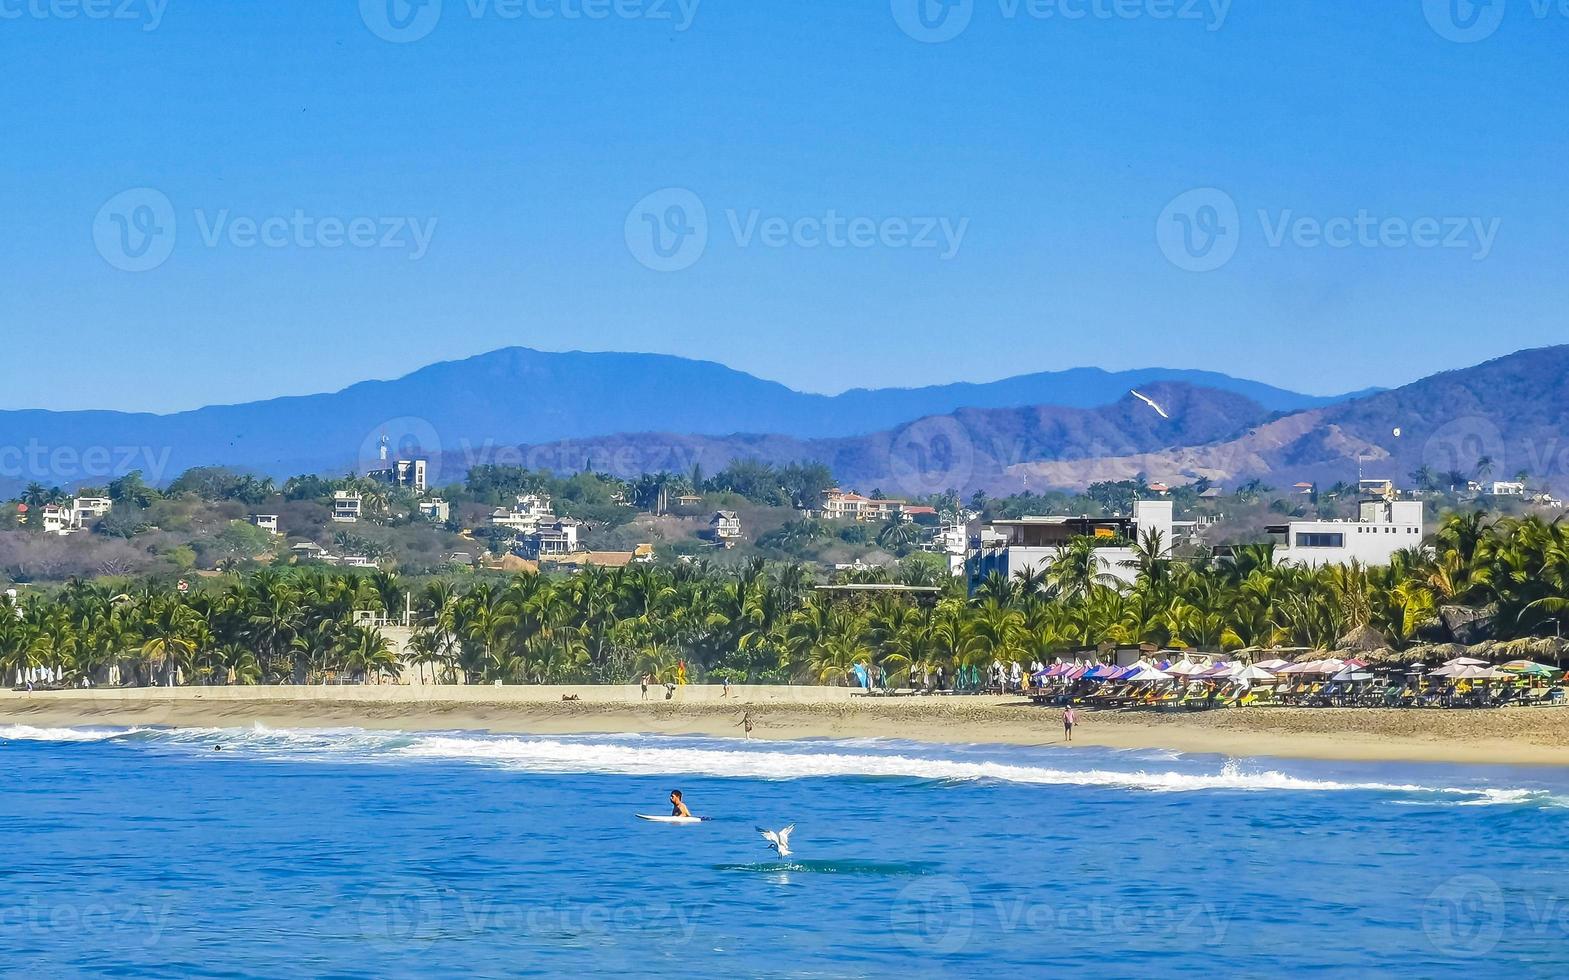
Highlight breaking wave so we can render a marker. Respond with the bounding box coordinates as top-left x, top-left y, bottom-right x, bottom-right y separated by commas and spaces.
1, 724, 1557, 807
